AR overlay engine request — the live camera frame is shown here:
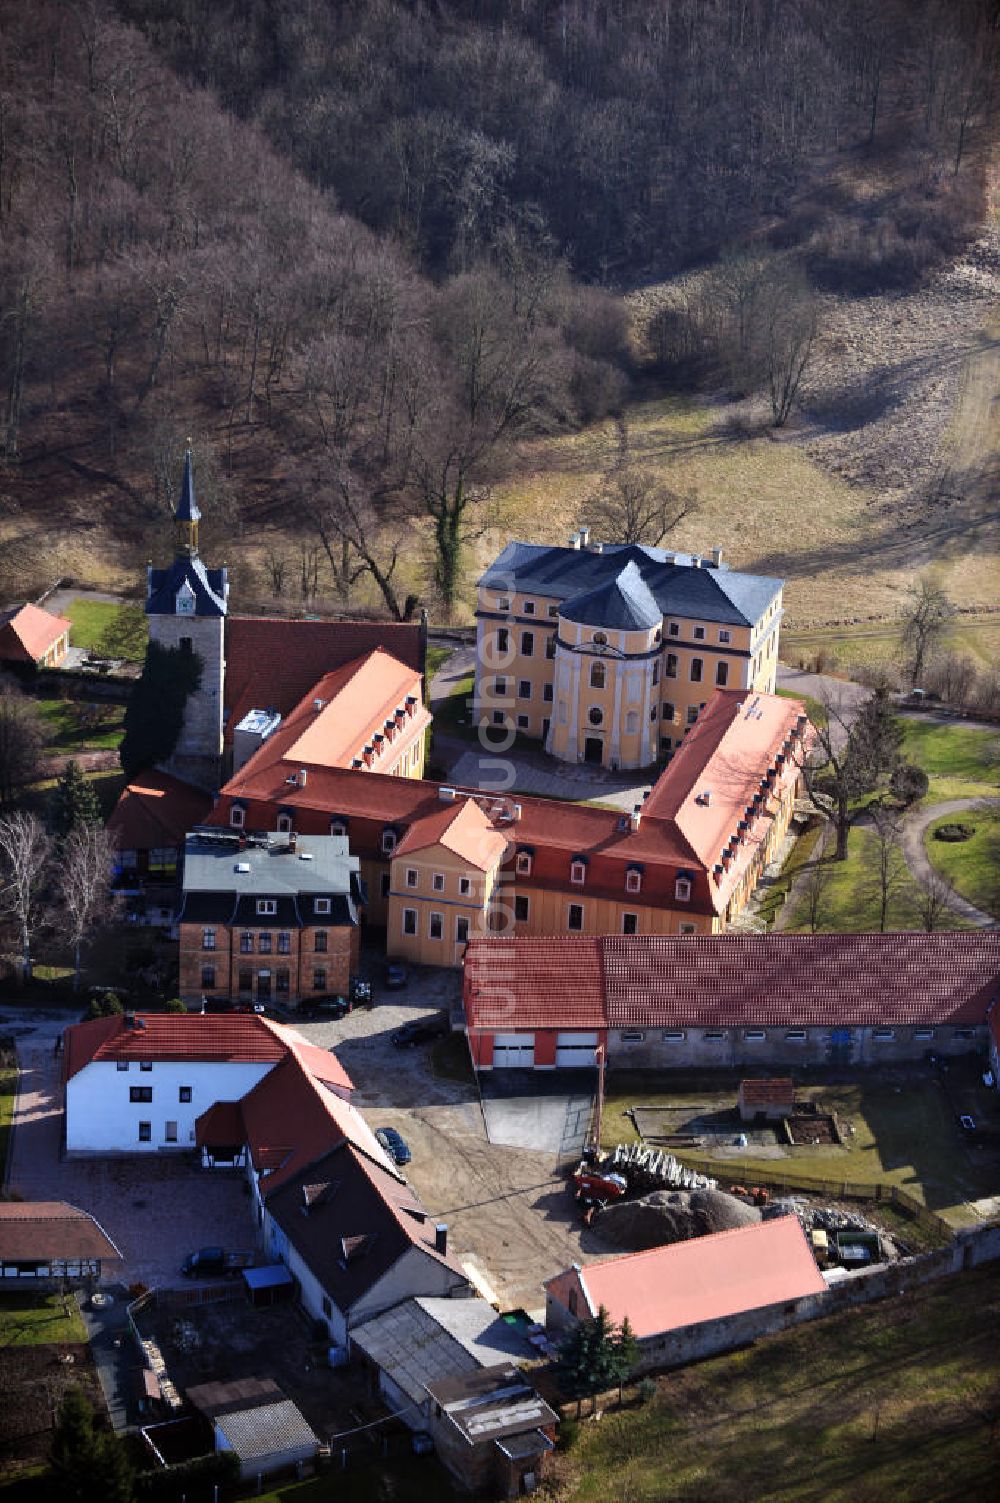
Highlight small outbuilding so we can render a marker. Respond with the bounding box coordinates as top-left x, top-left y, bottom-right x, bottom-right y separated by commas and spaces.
186, 1378, 319, 1480
423, 1364, 558, 1498
0, 1201, 121, 1284
0, 602, 71, 668
738, 1078, 795, 1122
